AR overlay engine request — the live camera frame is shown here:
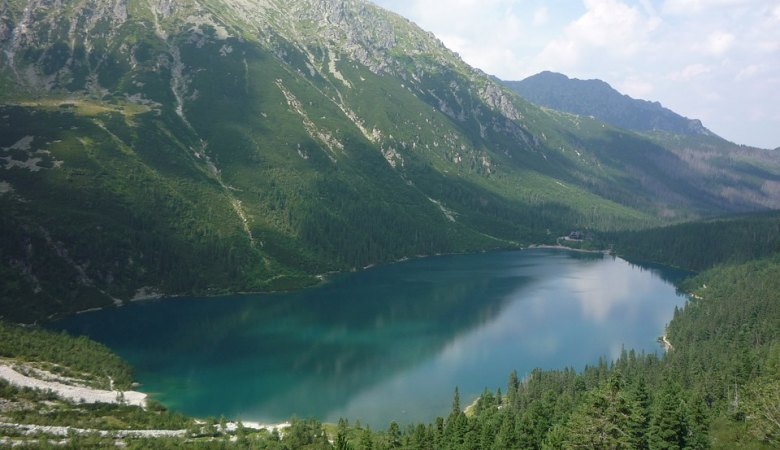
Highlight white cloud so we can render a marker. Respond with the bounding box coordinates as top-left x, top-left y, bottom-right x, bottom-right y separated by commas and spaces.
373, 0, 780, 148
566, 261, 649, 323
532, 6, 549, 26
564, 0, 646, 48
705, 31, 735, 55
618, 77, 655, 98
380, 0, 532, 78
662, 0, 752, 15
668, 63, 712, 81
531, 0, 658, 74
735, 64, 764, 81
